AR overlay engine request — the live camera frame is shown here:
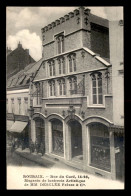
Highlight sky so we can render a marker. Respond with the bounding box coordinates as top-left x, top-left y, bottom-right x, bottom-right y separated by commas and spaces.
6, 6, 123, 61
